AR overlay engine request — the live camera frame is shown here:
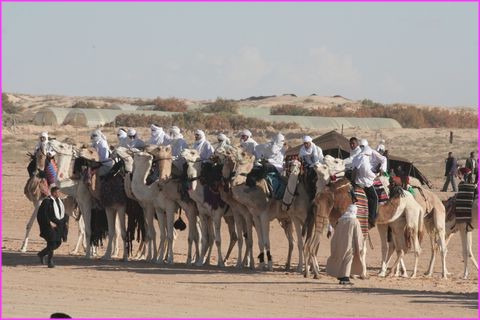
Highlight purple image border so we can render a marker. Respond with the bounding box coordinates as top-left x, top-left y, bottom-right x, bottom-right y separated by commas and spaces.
0, 0, 478, 319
